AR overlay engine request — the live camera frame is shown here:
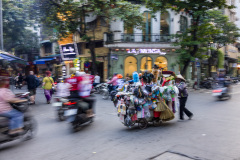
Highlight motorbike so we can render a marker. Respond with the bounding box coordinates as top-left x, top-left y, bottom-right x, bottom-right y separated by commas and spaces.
212, 83, 231, 100
64, 97, 94, 132
200, 78, 214, 89
15, 82, 23, 89
15, 92, 31, 105
0, 100, 37, 144
102, 84, 119, 100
